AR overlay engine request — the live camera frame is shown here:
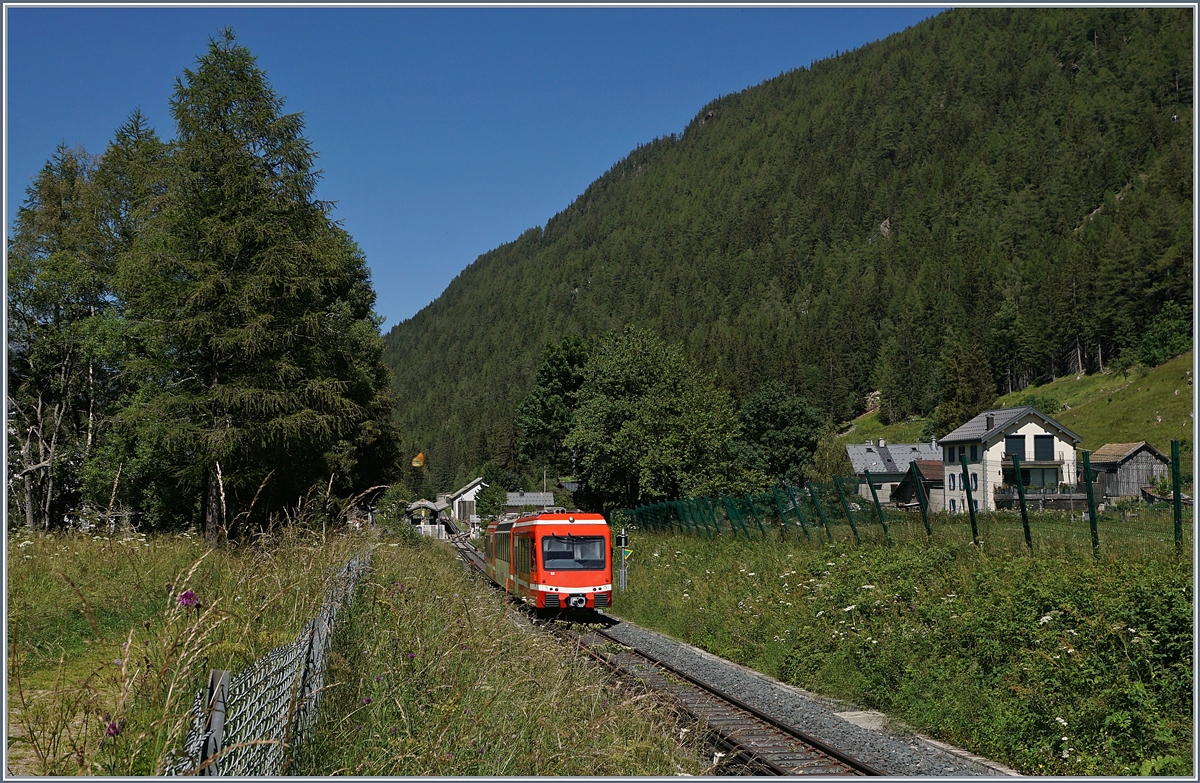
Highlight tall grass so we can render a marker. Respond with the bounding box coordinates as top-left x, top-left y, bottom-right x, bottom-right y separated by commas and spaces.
6, 525, 365, 775
608, 528, 1193, 776
291, 533, 705, 776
